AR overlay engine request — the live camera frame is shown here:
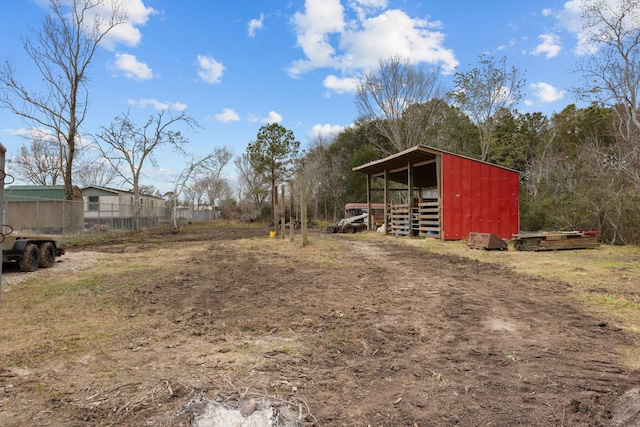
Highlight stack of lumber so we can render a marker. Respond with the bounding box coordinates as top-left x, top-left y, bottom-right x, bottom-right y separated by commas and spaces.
513, 231, 599, 251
